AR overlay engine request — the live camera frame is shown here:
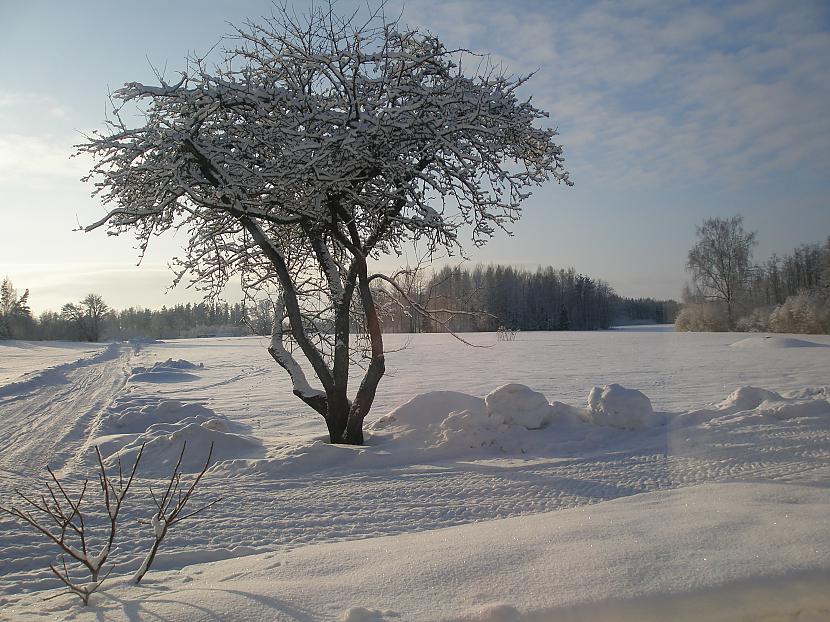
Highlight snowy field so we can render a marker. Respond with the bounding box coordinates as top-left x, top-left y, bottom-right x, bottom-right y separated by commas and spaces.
0, 329, 829, 621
